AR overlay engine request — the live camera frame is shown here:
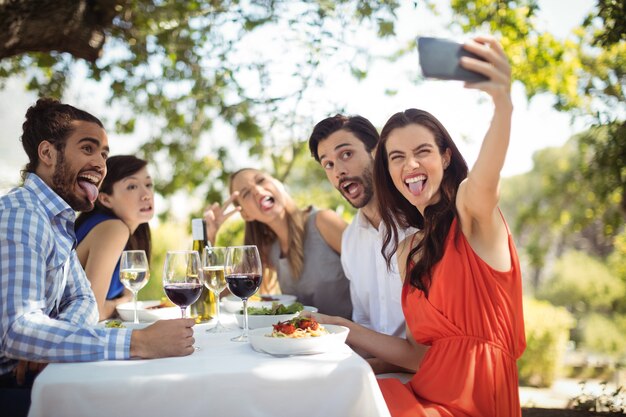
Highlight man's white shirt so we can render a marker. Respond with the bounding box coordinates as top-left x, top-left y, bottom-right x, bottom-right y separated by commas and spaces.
341, 209, 415, 337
